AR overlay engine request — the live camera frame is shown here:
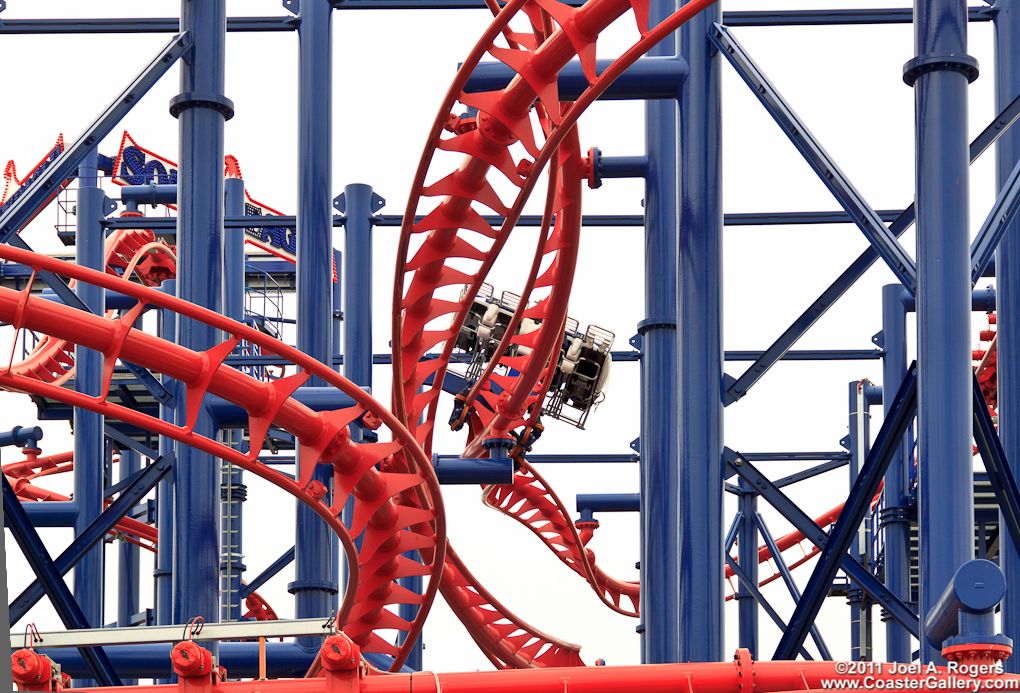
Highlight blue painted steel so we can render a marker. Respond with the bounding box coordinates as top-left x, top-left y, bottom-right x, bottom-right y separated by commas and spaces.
172, 0, 227, 656
881, 284, 912, 663
725, 450, 921, 637
397, 550, 424, 671
774, 364, 917, 659
155, 279, 176, 647
848, 381, 874, 661
0, 32, 191, 244
0, 425, 42, 447
120, 183, 179, 207
971, 154, 1020, 282
41, 642, 316, 681
910, 0, 977, 664
207, 389, 358, 427
724, 90, 1020, 406
72, 182, 107, 688
464, 56, 688, 101
0, 17, 296, 34
900, 287, 996, 313
772, 459, 849, 488
433, 456, 513, 485
973, 374, 1020, 563
3, 476, 122, 686
9, 455, 172, 626
925, 559, 1007, 646
677, 0, 723, 664
710, 23, 916, 293
293, 0, 337, 649
724, 552, 812, 660
995, 0, 1020, 671
5, 502, 78, 527
333, 248, 343, 368
342, 183, 377, 392
241, 547, 296, 599
639, 0, 682, 665
576, 493, 641, 513
39, 287, 147, 310
736, 480, 758, 657
755, 513, 831, 659
116, 448, 140, 686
